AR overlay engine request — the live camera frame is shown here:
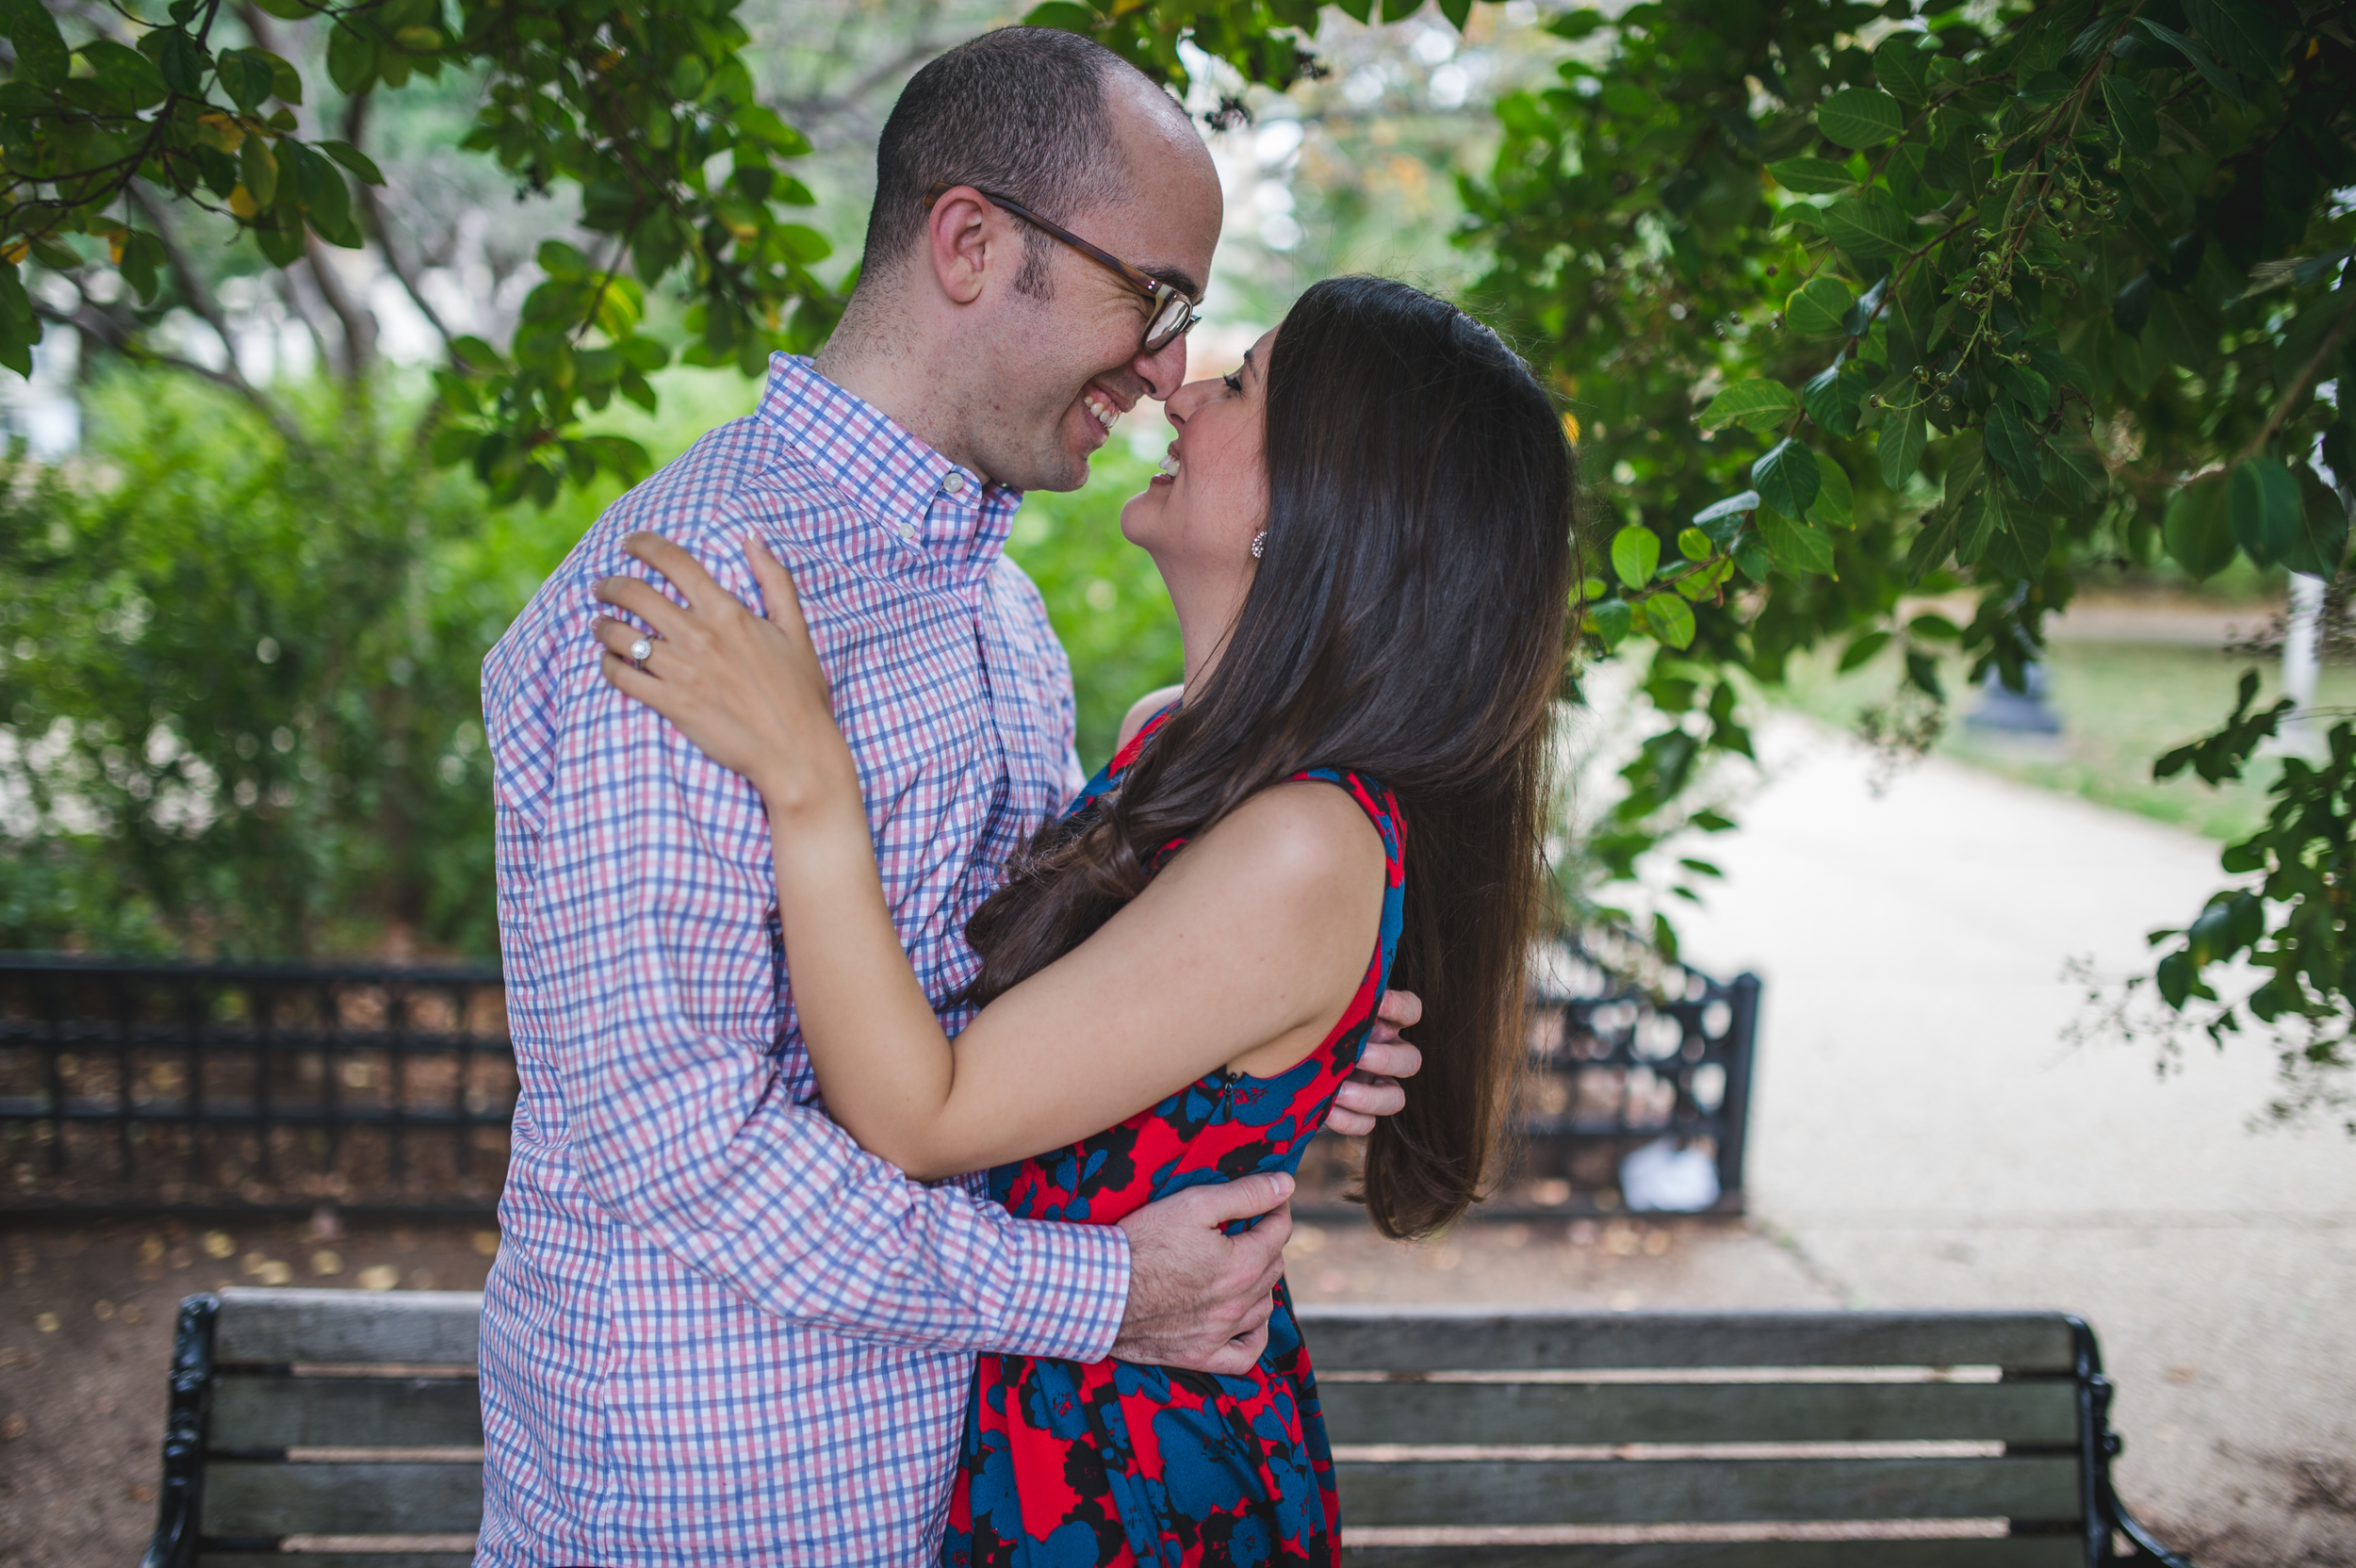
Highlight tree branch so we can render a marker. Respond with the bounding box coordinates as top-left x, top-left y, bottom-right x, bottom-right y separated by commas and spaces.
302, 234, 378, 381
123, 182, 268, 401
340, 91, 454, 351
38, 298, 306, 449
